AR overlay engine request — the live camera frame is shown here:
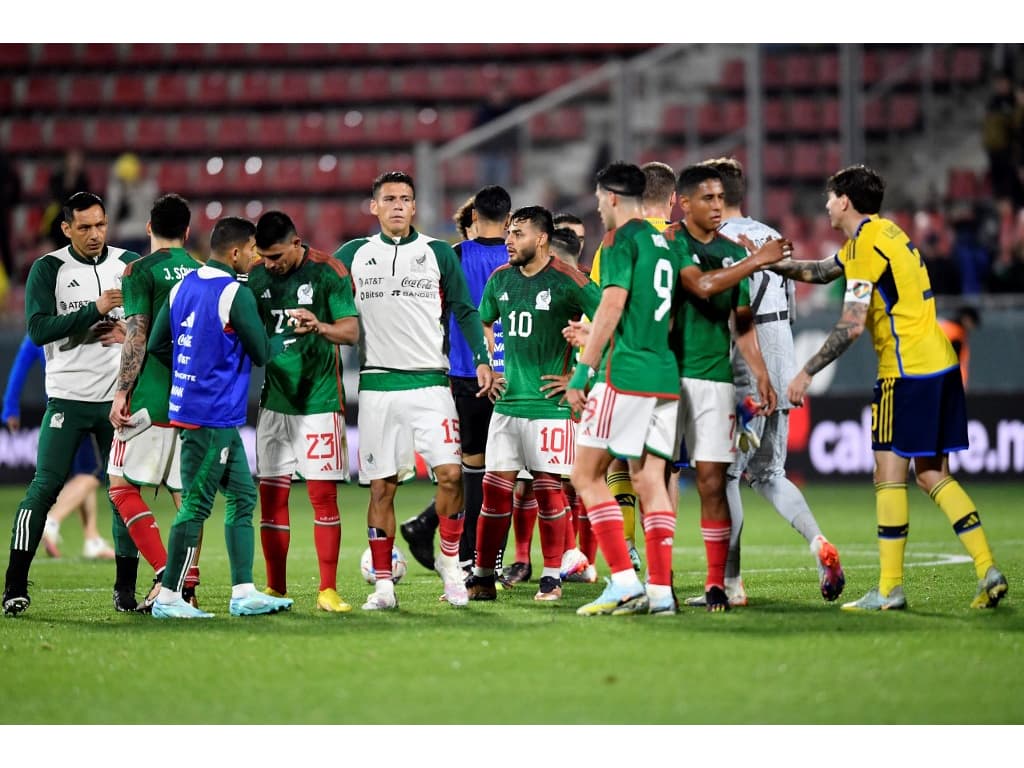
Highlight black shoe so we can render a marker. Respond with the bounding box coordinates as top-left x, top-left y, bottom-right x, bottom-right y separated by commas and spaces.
466, 574, 497, 601
502, 561, 532, 586
113, 586, 138, 613
2, 586, 30, 617
399, 515, 437, 571
705, 585, 730, 613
